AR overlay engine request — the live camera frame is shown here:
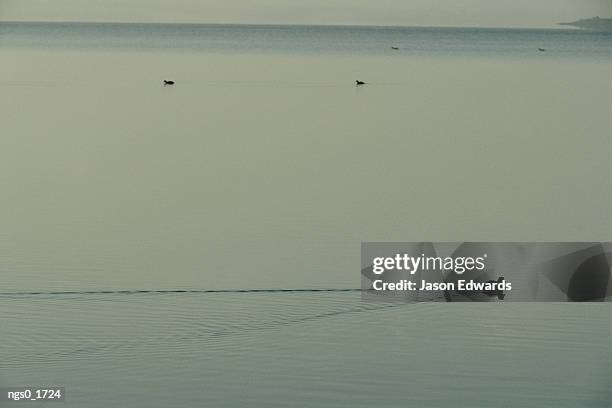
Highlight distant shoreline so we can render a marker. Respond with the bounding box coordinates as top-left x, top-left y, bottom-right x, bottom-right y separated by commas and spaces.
0, 20, 591, 31
559, 16, 612, 31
